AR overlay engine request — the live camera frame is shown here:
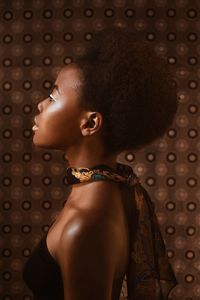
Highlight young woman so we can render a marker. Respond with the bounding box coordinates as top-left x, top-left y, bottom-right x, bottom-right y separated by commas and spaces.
23, 26, 178, 300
